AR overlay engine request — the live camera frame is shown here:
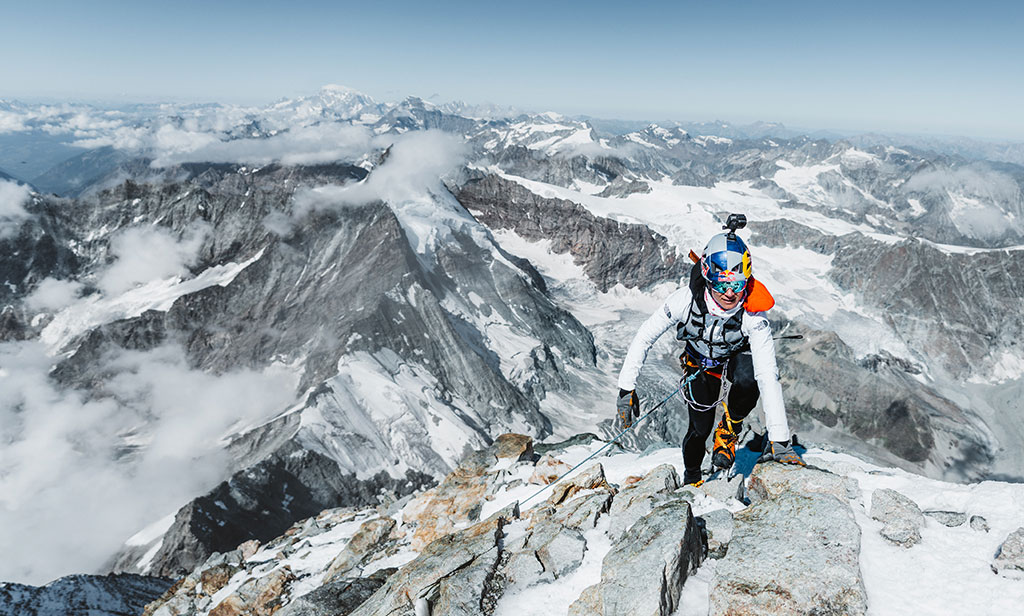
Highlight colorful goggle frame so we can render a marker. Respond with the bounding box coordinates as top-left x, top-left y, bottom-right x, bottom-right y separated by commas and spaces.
710, 278, 748, 294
